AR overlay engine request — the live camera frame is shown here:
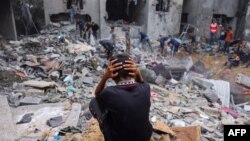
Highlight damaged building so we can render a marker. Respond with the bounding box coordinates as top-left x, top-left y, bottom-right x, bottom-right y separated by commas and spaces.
43, 0, 184, 39
181, 0, 250, 40
43, 0, 250, 40
1, 0, 250, 41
